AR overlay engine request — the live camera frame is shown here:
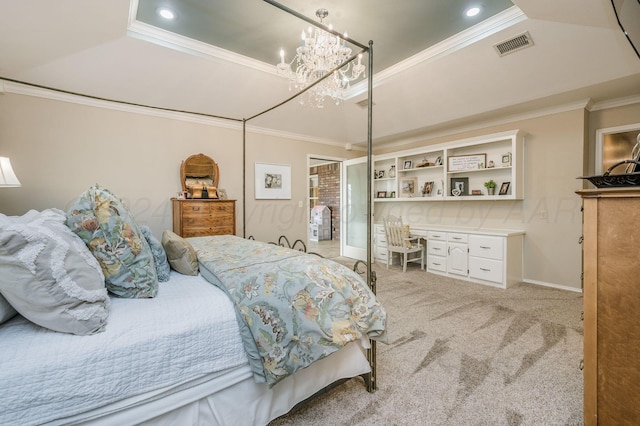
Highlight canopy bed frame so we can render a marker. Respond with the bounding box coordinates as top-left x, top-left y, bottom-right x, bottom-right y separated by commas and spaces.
0, 2, 379, 424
